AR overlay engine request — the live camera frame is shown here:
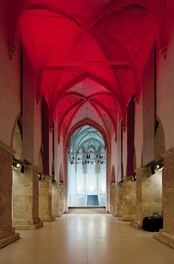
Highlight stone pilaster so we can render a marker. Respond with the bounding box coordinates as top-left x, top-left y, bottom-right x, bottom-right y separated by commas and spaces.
39, 176, 55, 222
154, 148, 174, 248
131, 167, 148, 228
120, 176, 136, 221
115, 182, 123, 217
13, 165, 43, 230
52, 183, 65, 217
131, 167, 161, 228
52, 182, 59, 217
57, 183, 65, 216
0, 142, 20, 248
110, 183, 116, 215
